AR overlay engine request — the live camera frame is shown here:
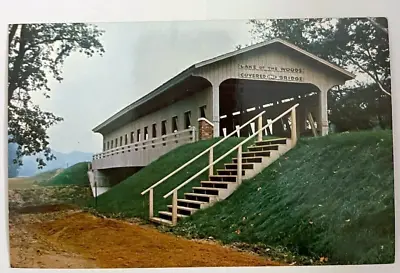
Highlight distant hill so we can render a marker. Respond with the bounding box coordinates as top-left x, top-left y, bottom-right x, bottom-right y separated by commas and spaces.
18, 150, 93, 177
